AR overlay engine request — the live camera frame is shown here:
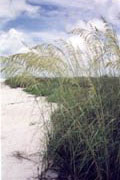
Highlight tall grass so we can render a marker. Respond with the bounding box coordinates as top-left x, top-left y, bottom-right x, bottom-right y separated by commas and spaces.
41, 22, 120, 180
45, 76, 120, 180
2, 20, 120, 179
